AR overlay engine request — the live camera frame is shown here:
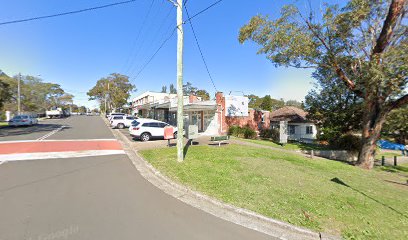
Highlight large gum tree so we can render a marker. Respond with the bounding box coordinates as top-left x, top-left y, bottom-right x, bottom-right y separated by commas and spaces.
239, 0, 407, 169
